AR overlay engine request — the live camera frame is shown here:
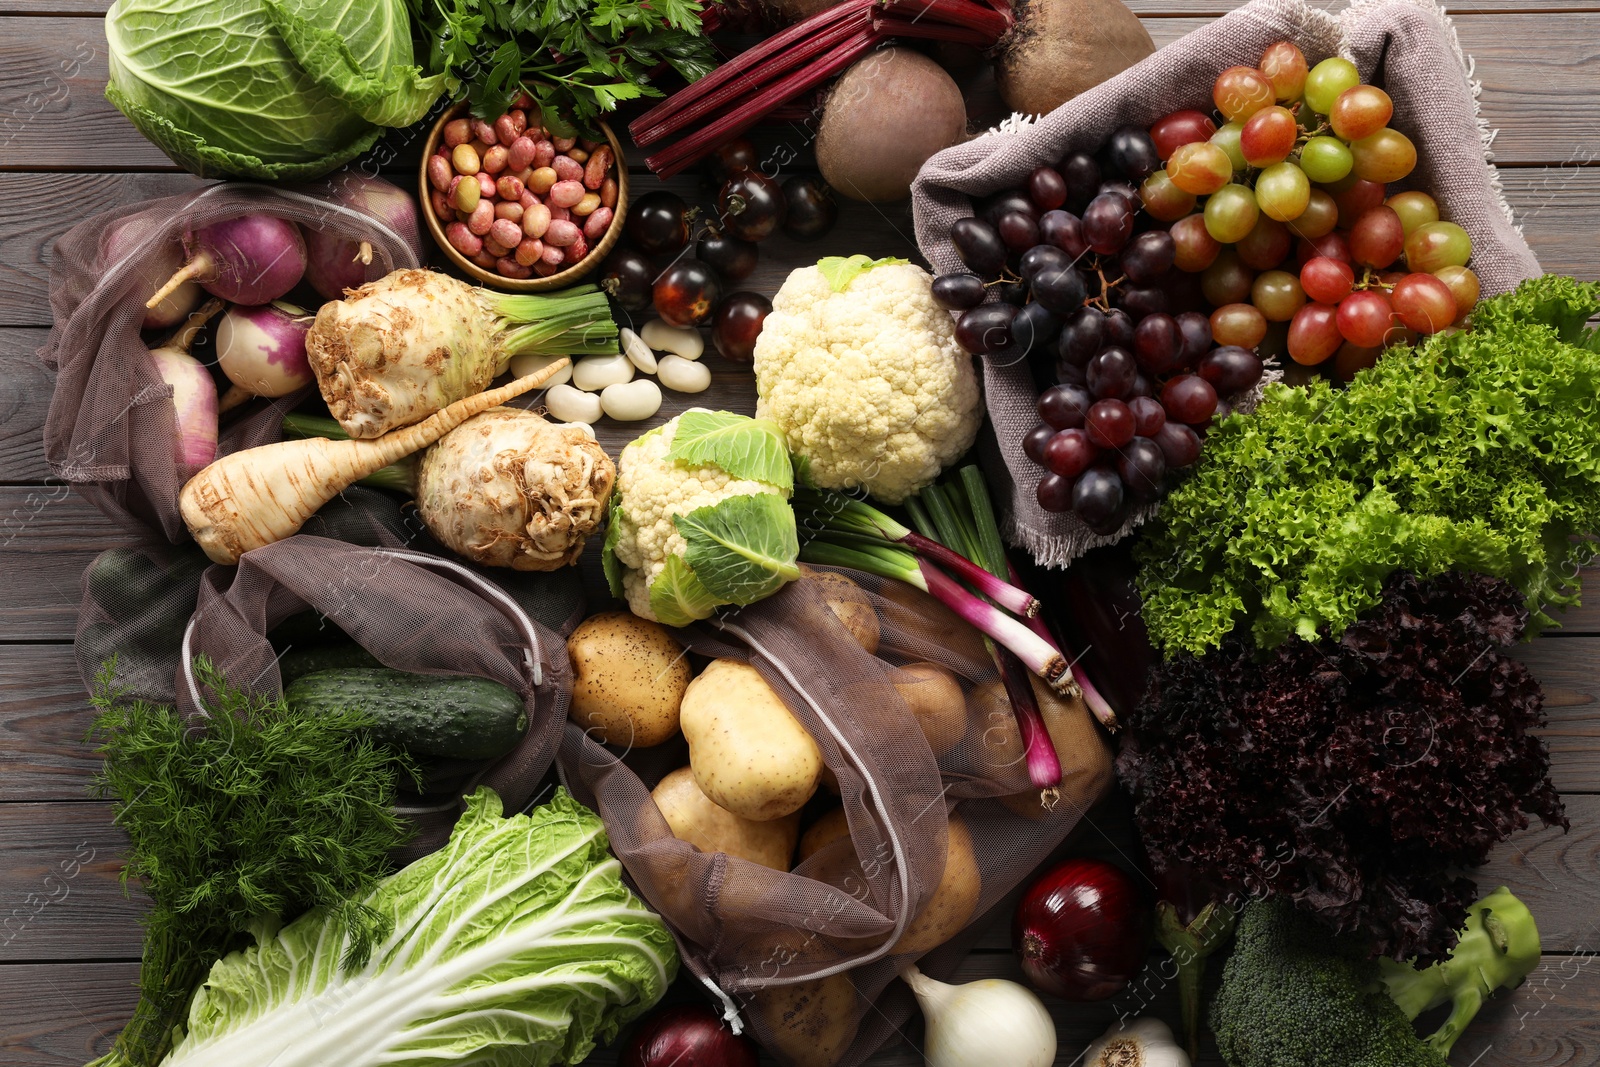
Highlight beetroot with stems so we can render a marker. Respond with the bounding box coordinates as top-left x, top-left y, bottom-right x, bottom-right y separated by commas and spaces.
1013, 856, 1149, 1000
146, 214, 307, 310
